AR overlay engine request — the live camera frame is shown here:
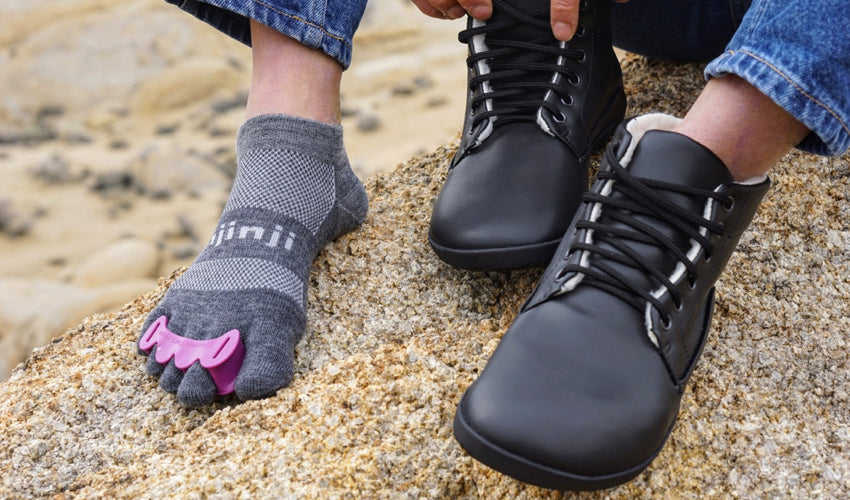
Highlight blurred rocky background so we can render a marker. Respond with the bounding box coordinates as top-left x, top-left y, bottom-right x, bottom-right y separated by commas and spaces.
0, 0, 468, 379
